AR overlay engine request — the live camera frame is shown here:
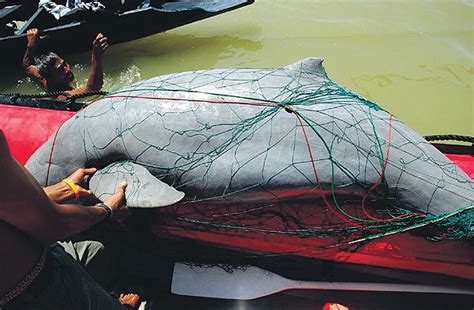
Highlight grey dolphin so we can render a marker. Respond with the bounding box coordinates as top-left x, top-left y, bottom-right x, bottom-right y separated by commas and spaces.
26, 58, 473, 229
